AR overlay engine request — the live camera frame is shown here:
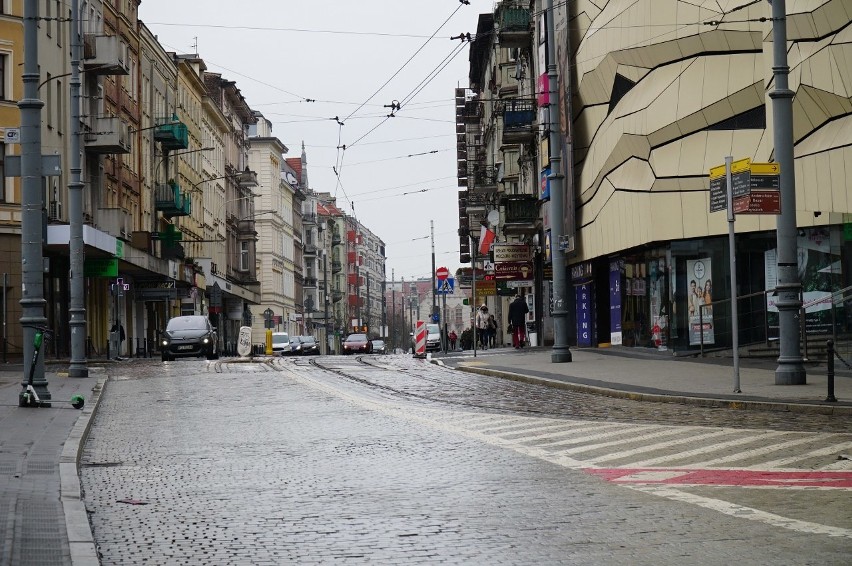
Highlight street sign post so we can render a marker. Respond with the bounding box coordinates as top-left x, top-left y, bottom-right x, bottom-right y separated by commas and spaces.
436, 277, 454, 294
436, 266, 449, 281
